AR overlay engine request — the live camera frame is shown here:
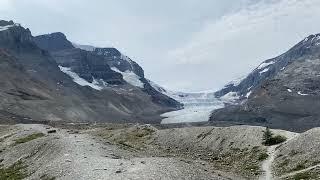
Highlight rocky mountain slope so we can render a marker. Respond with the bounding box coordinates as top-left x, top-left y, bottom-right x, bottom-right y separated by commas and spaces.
34, 32, 182, 109
0, 20, 181, 124
210, 34, 320, 132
